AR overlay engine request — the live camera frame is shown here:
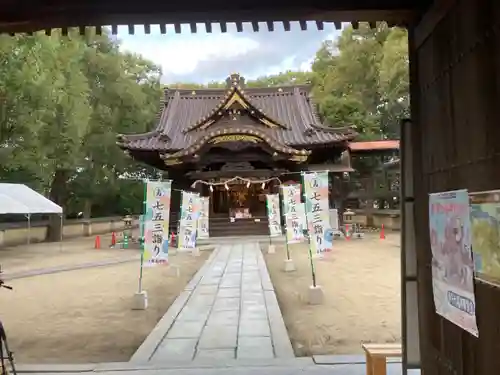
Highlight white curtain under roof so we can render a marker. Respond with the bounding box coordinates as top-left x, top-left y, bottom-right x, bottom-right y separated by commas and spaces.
0, 183, 62, 215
